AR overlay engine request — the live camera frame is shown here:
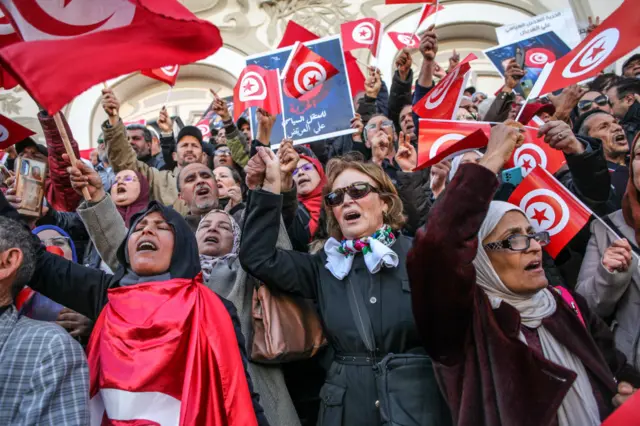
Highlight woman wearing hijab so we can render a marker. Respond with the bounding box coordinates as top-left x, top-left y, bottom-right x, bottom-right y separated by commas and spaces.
240, 147, 450, 426
577, 136, 640, 370
0, 169, 268, 425
408, 124, 640, 426
198, 209, 301, 426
